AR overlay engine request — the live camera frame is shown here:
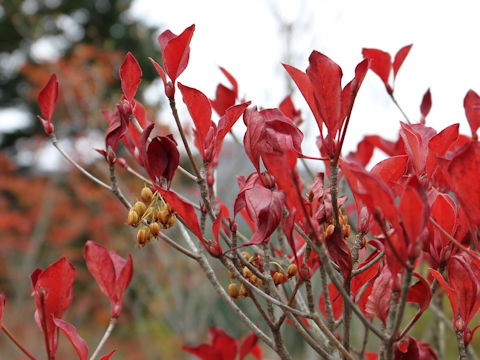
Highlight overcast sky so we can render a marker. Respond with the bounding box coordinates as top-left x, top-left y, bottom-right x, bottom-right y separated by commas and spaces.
131, 0, 480, 157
